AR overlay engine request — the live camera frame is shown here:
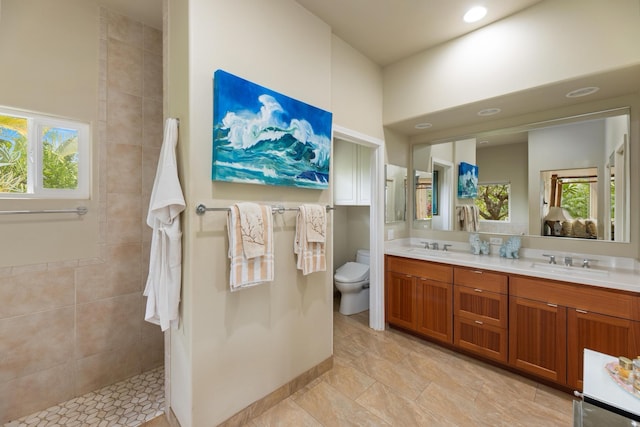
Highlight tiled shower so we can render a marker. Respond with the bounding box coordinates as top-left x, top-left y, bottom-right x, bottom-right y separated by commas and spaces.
0, 9, 165, 424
